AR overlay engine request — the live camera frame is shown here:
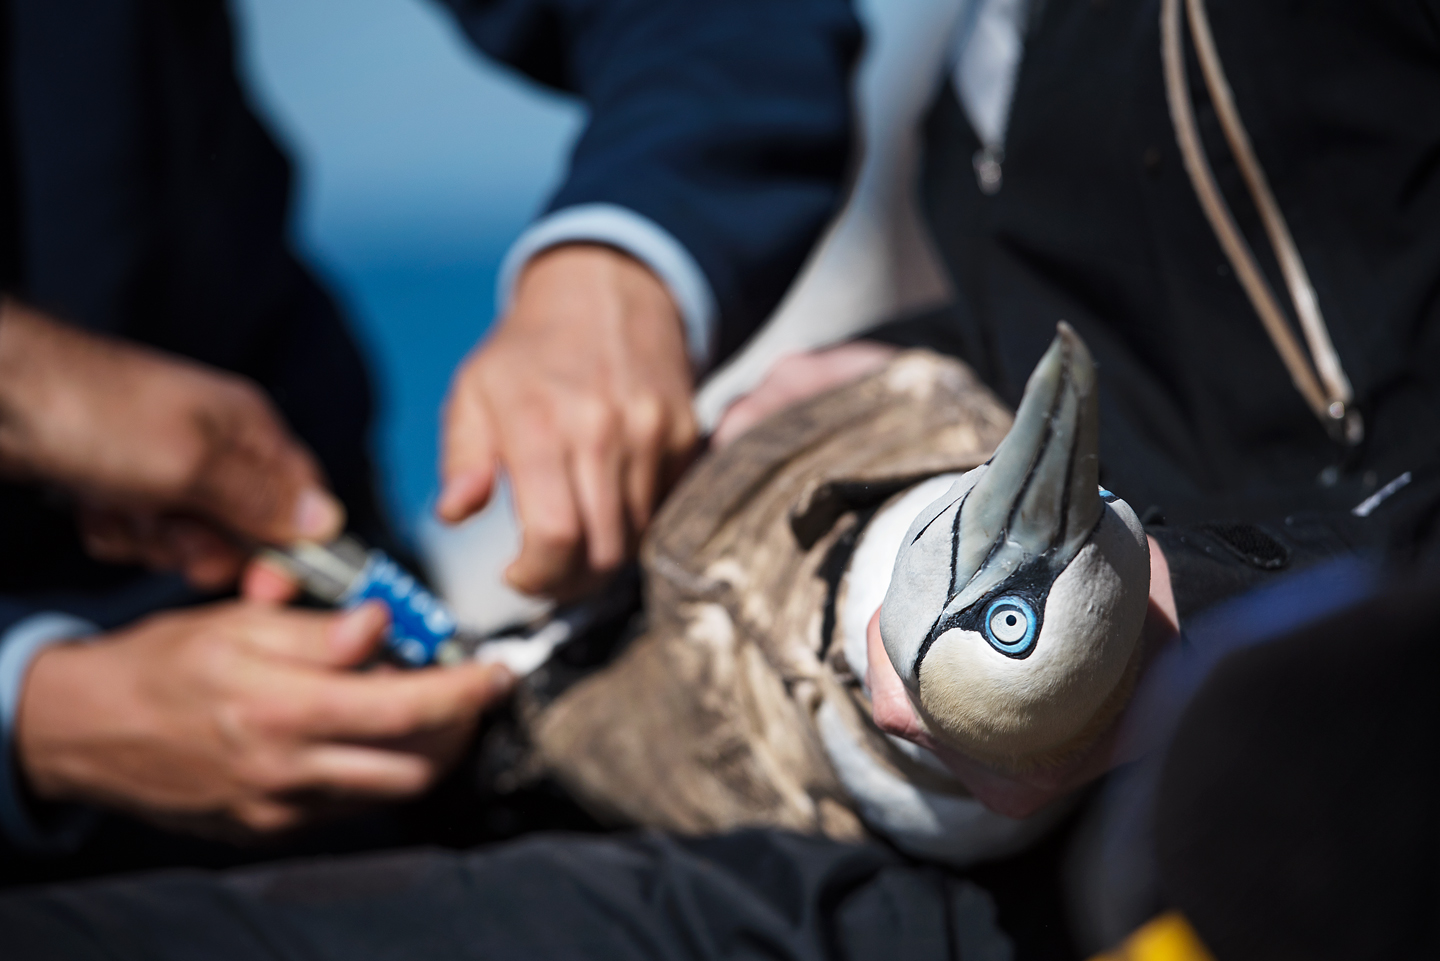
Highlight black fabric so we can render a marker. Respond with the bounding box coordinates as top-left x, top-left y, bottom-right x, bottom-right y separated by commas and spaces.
0, 830, 1013, 961
1063, 554, 1382, 949
870, 0, 1440, 618
1155, 569, 1440, 960
0, 0, 20, 291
